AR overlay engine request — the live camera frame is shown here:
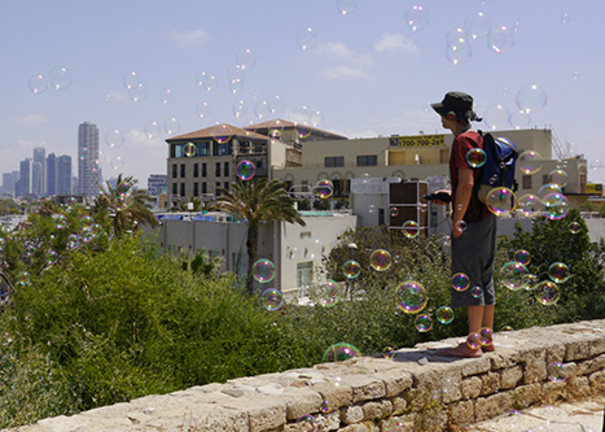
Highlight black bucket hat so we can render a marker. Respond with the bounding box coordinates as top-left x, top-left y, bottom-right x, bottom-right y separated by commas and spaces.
431, 91, 481, 122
